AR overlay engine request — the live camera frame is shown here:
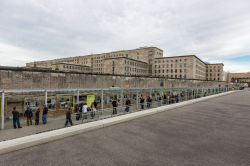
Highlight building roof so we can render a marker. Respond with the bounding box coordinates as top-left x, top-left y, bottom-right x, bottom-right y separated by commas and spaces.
206, 63, 224, 66
155, 55, 224, 66
26, 46, 163, 65
155, 55, 206, 64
